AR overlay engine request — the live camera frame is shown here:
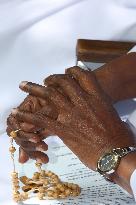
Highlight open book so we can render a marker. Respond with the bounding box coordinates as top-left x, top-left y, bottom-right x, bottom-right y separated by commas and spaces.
17, 133, 135, 205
